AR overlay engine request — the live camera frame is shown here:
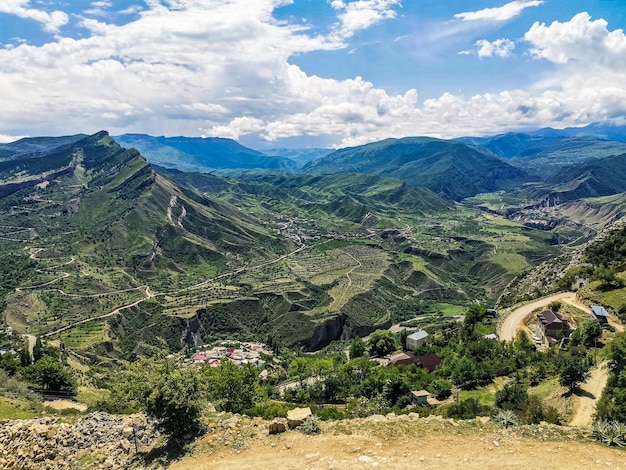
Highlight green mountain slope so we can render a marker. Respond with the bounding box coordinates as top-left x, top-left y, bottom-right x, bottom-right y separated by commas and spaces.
513, 153, 626, 204
302, 137, 533, 200
115, 134, 296, 172
459, 133, 626, 176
